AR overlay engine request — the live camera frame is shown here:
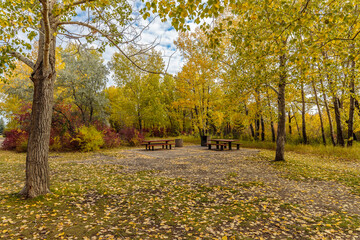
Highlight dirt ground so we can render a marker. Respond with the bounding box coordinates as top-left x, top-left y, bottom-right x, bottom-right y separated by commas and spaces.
81, 145, 360, 216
